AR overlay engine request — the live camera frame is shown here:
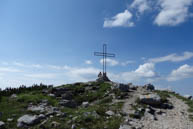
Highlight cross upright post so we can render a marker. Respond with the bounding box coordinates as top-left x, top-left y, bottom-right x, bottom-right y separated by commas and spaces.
94, 44, 115, 76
